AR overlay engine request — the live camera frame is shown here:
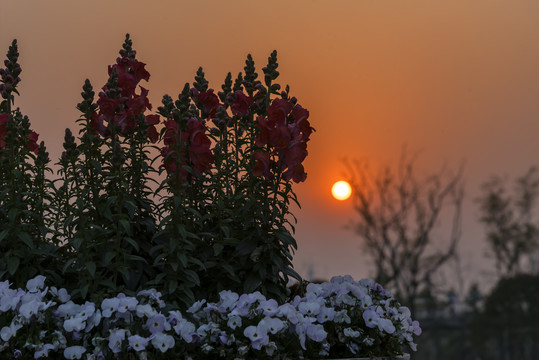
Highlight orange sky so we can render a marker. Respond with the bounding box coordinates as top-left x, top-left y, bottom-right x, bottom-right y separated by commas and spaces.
2, 0, 539, 291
